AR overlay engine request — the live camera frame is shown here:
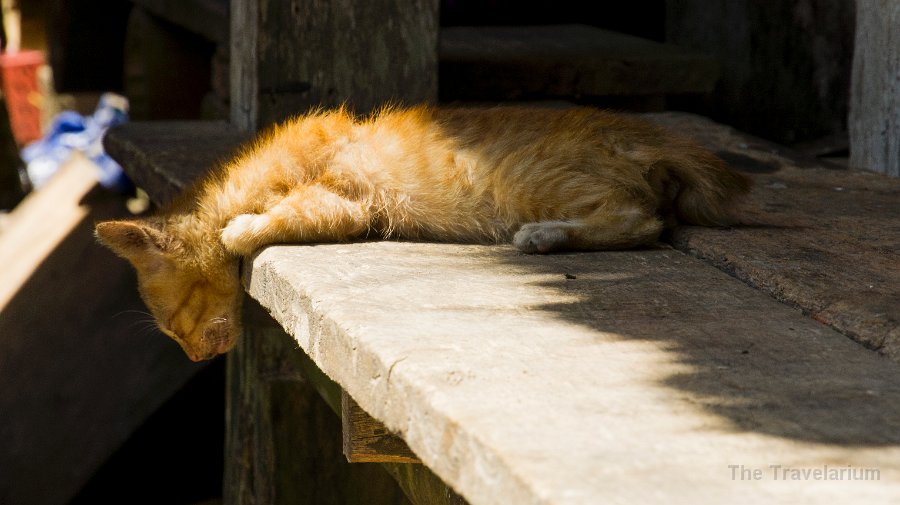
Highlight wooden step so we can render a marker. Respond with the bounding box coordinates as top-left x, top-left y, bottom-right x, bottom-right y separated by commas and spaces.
440, 24, 719, 101
644, 112, 900, 358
